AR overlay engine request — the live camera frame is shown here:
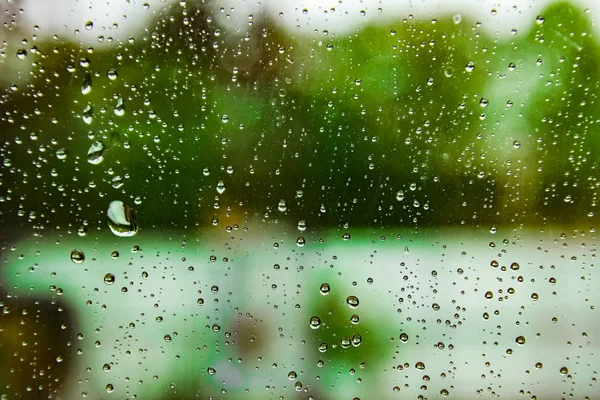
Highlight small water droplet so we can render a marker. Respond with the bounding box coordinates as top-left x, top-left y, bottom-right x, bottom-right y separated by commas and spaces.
297, 220, 306, 232
114, 97, 125, 116
56, 148, 68, 160
216, 180, 226, 194
16, 49, 27, 59
104, 273, 115, 285
82, 105, 93, 124
70, 249, 85, 264
465, 62, 475, 72
81, 72, 92, 95
346, 295, 359, 309
278, 199, 287, 212
319, 283, 330, 295
107, 69, 118, 80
